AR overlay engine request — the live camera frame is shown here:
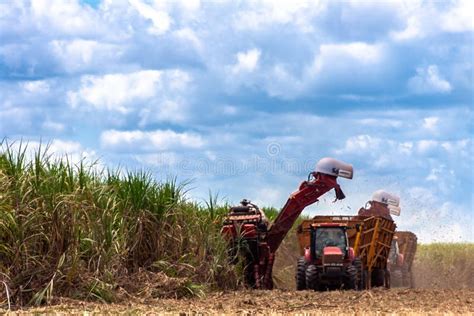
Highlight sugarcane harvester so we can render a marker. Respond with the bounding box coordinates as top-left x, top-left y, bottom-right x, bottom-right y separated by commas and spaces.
221, 158, 353, 289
